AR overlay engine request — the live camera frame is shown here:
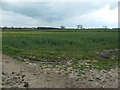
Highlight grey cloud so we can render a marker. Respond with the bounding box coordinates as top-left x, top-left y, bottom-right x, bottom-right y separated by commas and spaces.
2, 2, 105, 22
1, 2, 118, 28
109, 2, 118, 9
